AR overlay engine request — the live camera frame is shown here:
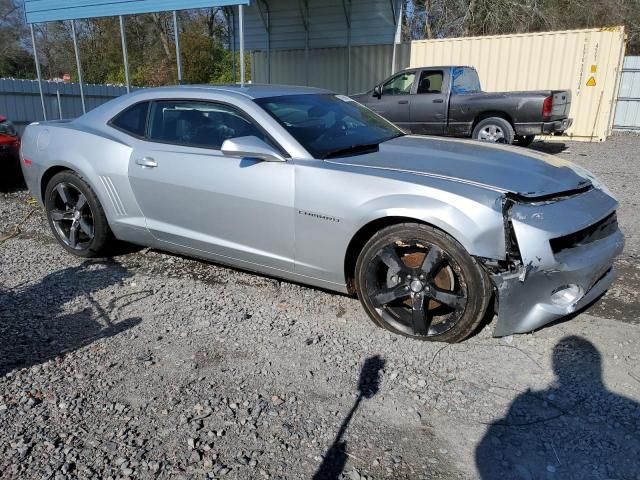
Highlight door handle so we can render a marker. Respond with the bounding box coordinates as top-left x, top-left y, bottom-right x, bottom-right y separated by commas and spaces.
433, 99, 444, 103
135, 156, 157, 168
398, 100, 409, 104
